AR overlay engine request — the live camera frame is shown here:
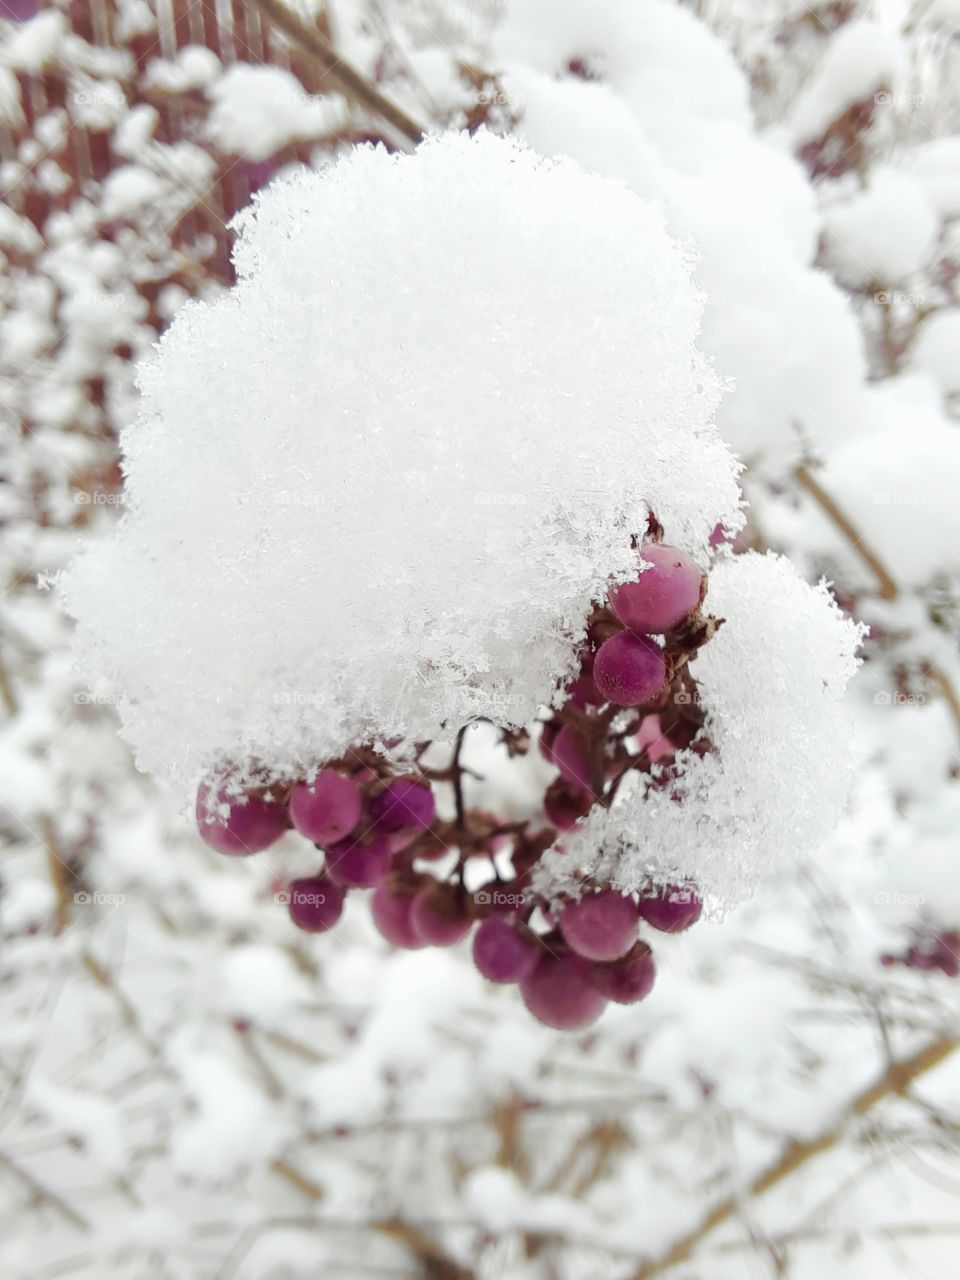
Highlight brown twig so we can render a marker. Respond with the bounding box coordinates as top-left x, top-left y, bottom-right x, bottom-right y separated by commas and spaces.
248, 0, 425, 147
630, 1035, 958, 1278
794, 463, 899, 601
44, 818, 72, 933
